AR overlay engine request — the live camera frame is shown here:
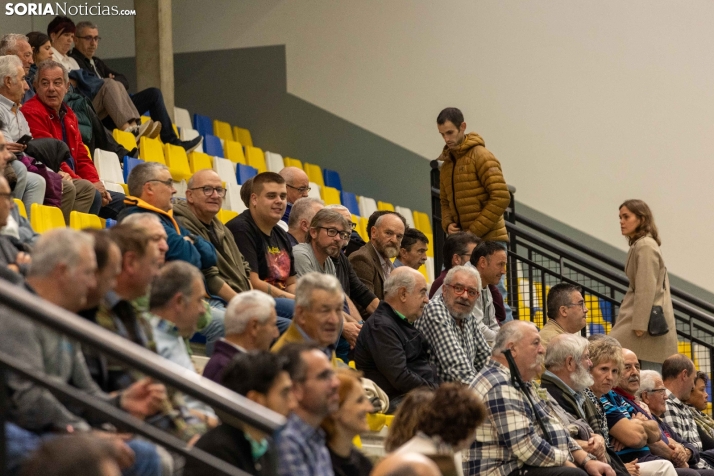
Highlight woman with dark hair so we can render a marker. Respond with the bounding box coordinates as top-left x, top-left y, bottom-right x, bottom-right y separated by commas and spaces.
395, 382, 486, 476
384, 387, 435, 452
321, 368, 374, 476
685, 371, 714, 450
26, 32, 53, 64
609, 200, 677, 371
